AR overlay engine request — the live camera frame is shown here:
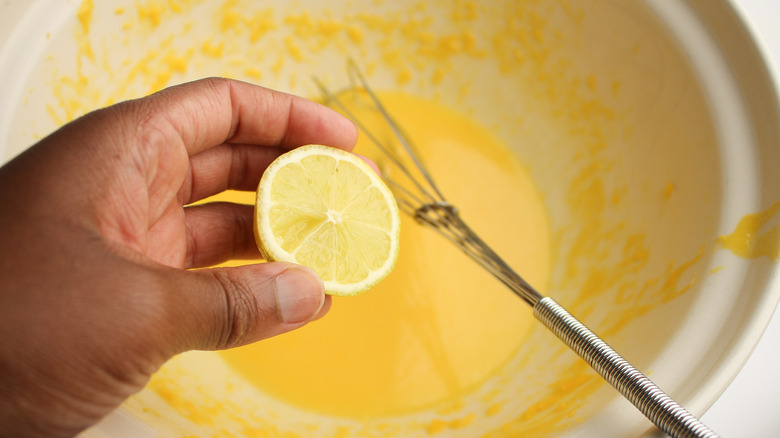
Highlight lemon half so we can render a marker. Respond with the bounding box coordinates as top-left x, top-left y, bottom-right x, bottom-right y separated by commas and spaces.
254, 144, 401, 296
